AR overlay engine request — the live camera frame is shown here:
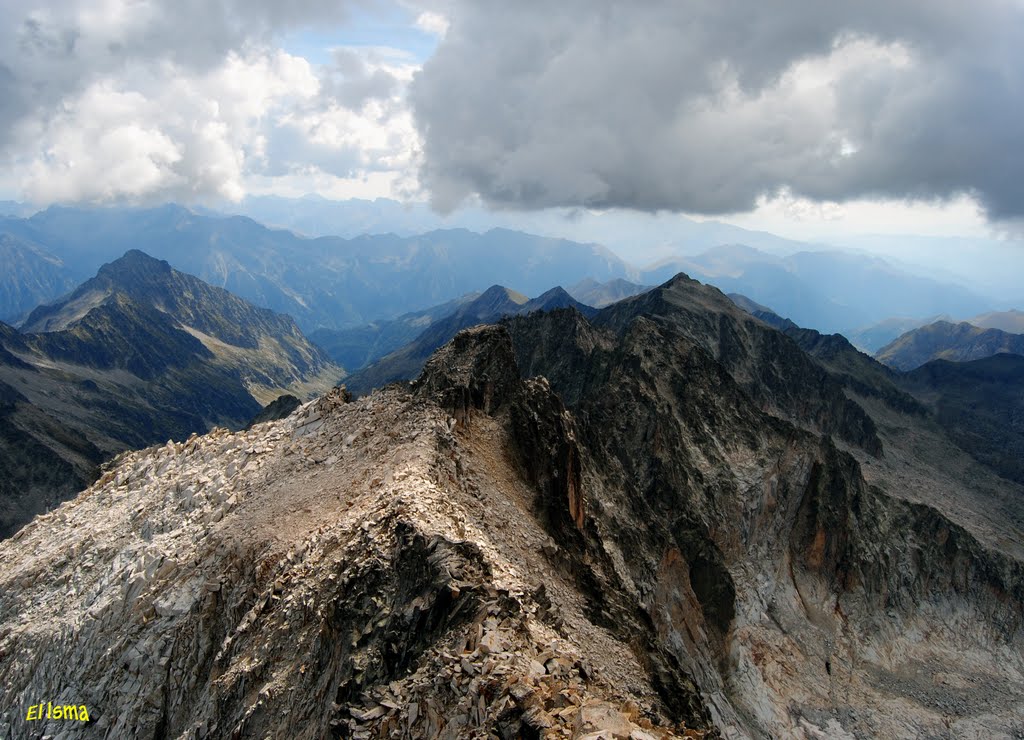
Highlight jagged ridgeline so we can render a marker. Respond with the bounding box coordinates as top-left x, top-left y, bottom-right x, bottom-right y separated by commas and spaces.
0, 274, 1022, 738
